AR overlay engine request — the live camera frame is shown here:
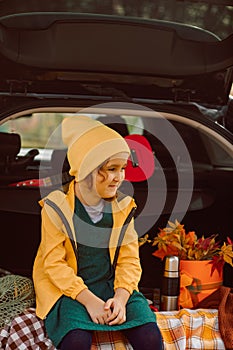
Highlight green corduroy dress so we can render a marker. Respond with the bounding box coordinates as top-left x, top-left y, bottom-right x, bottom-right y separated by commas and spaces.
45, 197, 156, 347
